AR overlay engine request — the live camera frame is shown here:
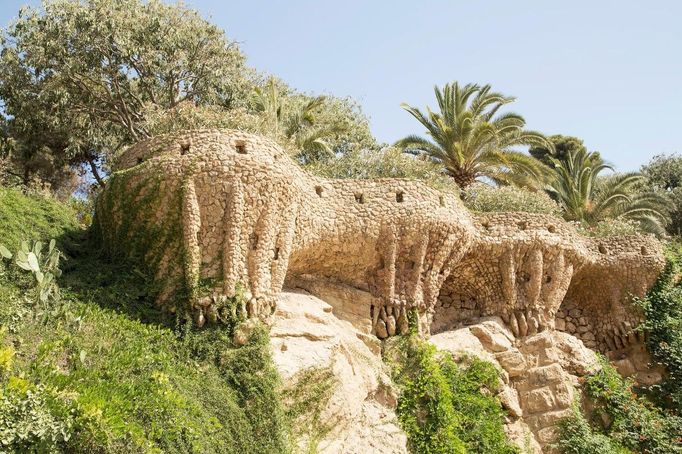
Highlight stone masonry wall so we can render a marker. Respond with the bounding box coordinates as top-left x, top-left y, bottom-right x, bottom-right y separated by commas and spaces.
97, 129, 665, 350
